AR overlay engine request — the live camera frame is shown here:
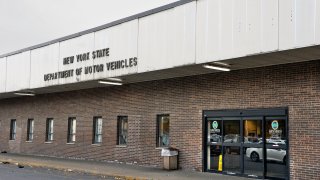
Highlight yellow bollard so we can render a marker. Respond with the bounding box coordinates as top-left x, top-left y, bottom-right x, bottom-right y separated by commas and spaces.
218, 154, 223, 172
